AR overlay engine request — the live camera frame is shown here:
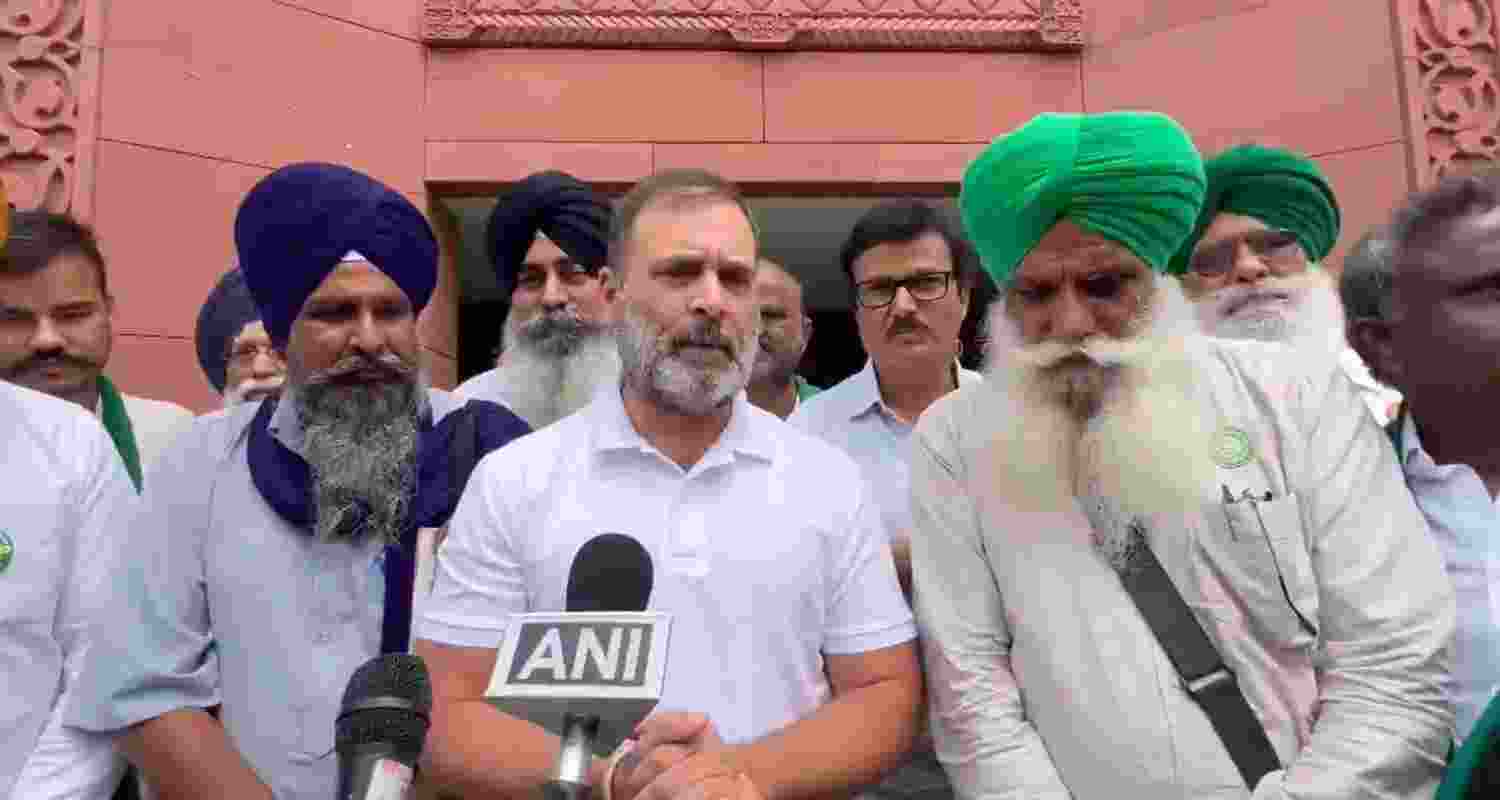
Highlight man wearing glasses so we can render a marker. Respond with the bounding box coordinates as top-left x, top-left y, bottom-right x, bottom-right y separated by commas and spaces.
791, 199, 979, 800
195, 267, 286, 408
1172, 144, 1402, 424
791, 199, 982, 598
456, 170, 621, 430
